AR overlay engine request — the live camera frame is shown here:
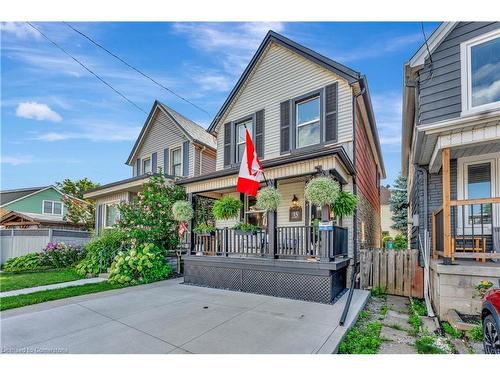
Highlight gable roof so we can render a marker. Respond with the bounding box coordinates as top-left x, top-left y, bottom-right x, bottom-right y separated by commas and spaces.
126, 101, 216, 165
0, 186, 47, 206
408, 22, 458, 68
208, 30, 362, 133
